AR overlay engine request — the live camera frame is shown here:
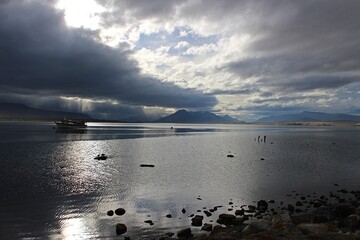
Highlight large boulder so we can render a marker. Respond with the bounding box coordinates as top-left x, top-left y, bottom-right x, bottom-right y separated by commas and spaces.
191, 215, 204, 226
177, 228, 193, 238
201, 223, 213, 232
217, 213, 236, 225
115, 208, 126, 216
115, 223, 127, 235
257, 200, 268, 212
